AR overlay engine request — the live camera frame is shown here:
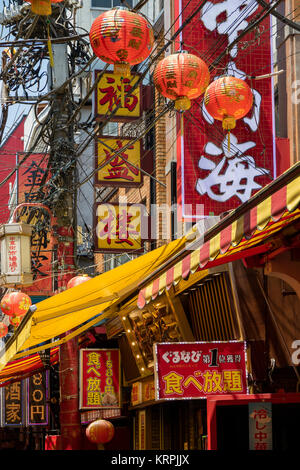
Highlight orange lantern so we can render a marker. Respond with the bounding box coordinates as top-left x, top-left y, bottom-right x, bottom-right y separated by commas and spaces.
67, 274, 92, 289
89, 7, 154, 77
0, 292, 32, 318
153, 51, 210, 111
26, 0, 63, 16
9, 316, 22, 328
86, 419, 115, 445
0, 322, 8, 338
204, 76, 253, 148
